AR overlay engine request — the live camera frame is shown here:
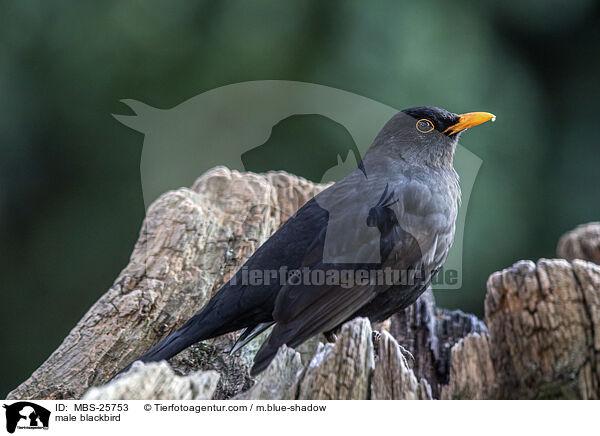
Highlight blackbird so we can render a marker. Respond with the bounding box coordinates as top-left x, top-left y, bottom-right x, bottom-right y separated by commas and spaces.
119, 106, 495, 376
